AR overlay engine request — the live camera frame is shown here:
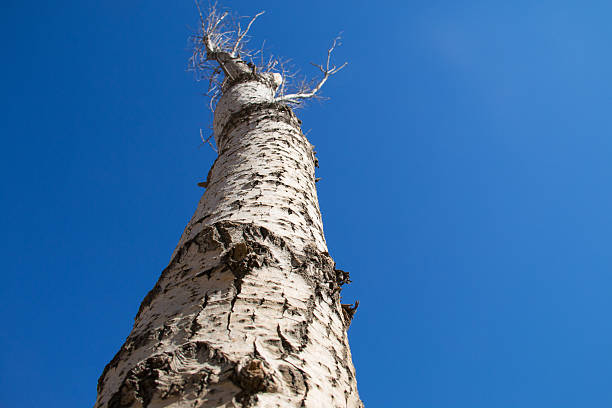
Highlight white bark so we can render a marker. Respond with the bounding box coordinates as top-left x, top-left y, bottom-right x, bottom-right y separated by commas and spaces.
95, 74, 362, 407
